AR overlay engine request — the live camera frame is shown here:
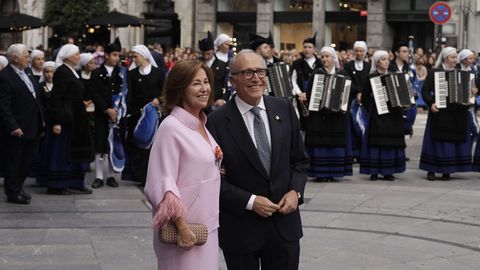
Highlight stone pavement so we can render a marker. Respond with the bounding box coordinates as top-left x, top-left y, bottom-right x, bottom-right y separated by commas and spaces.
1, 111, 480, 269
